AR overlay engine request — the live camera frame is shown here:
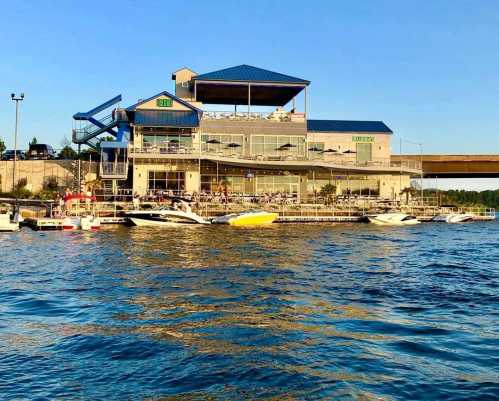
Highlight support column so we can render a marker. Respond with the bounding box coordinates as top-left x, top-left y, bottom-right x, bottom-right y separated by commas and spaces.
247, 83, 251, 119
304, 86, 307, 118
